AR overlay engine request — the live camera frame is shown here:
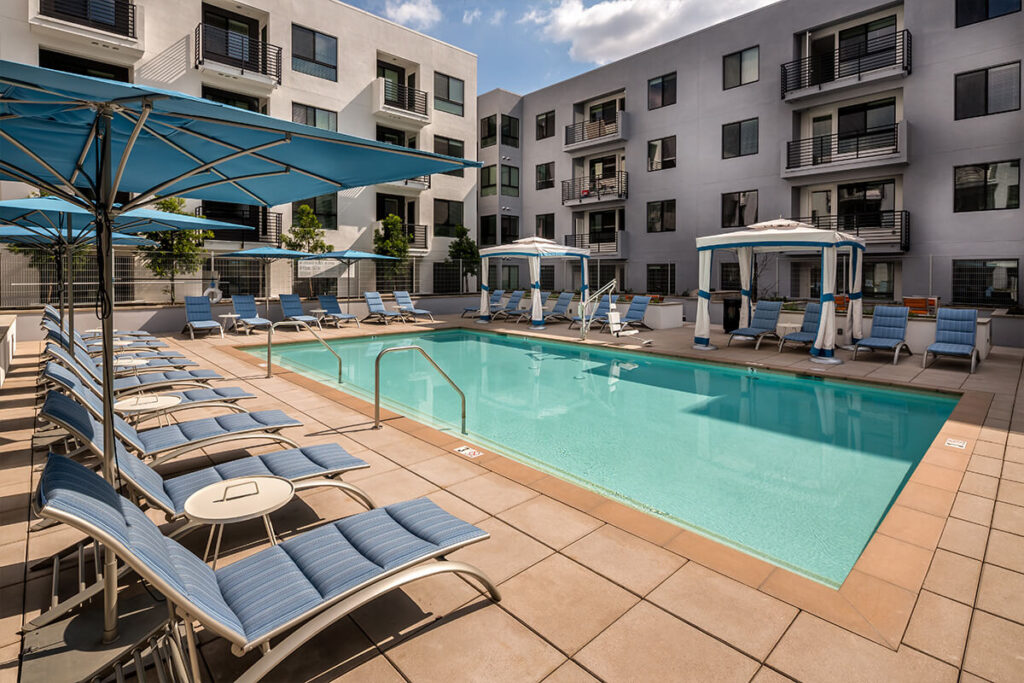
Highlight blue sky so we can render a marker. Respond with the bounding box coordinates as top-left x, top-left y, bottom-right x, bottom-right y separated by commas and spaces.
345, 0, 778, 95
